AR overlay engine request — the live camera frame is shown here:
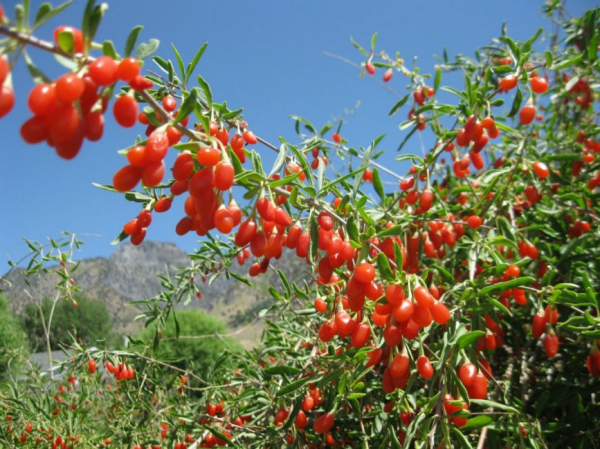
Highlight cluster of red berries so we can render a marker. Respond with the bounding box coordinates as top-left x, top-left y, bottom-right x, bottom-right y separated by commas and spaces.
15, 26, 148, 159
120, 119, 262, 244
105, 360, 135, 381
364, 59, 393, 82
